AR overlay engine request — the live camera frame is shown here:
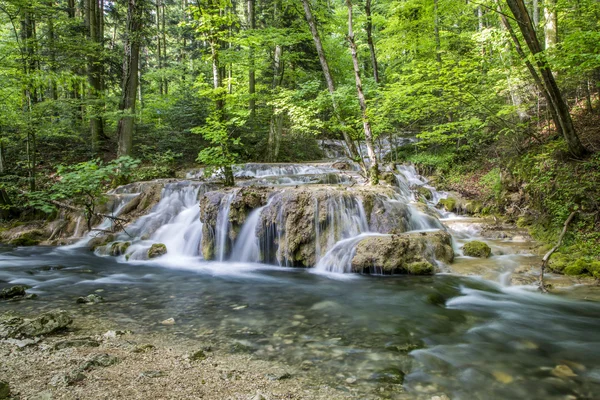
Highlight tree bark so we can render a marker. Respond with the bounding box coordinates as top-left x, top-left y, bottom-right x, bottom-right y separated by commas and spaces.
543, 0, 557, 49
364, 0, 379, 83
347, 0, 378, 184
117, 0, 144, 157
248, 0, 256, 118
300, 0, 360, 163
268, 44, 283, 162
539, 211, 577, 293
87, 0, 105, 155
434, 0, 441, 64
505, 0, 587, 158
497, 4, 561, 134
